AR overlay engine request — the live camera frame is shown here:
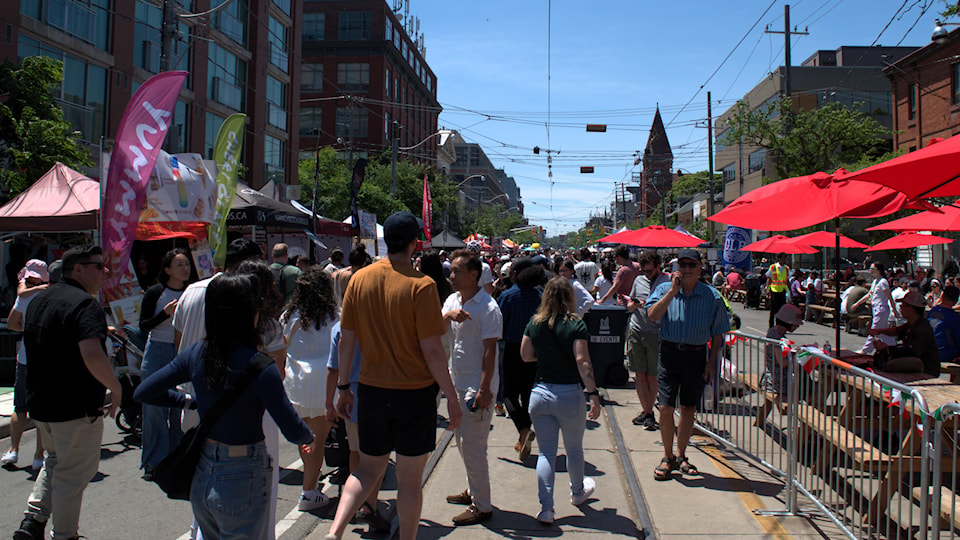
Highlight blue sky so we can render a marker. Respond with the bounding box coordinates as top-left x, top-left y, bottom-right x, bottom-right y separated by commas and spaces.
408, 0, 944, 236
